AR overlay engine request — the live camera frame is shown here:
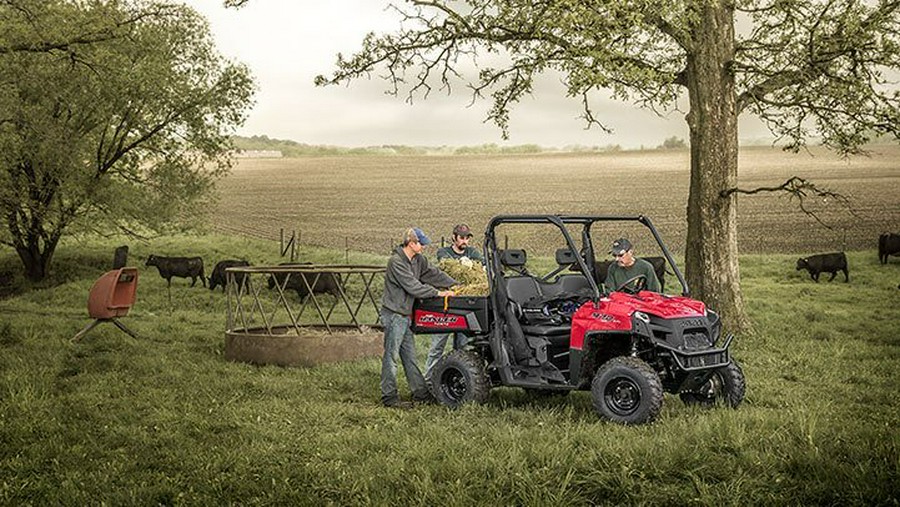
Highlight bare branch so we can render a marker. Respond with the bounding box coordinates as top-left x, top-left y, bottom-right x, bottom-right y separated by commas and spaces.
721, 176, 859, 230
579, 89, 614, 134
